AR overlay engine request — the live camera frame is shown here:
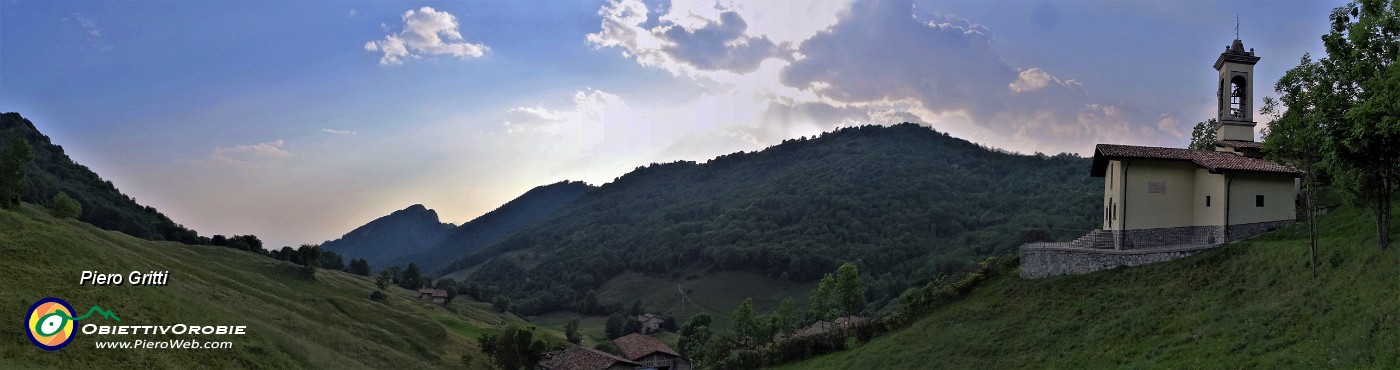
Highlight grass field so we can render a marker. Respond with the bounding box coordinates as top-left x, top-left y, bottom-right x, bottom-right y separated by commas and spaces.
0, 203, 558, 369
778, 203, 1400, 369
